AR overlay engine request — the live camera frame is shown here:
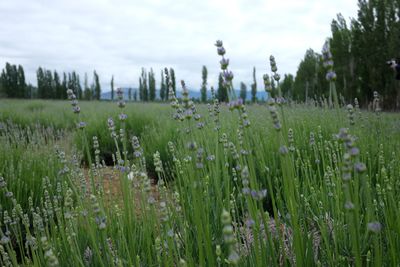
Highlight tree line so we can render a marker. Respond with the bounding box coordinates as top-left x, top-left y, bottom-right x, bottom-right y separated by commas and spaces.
287, 0, 400, 109
0, 61, 272, 103
0, 63, 102, 100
